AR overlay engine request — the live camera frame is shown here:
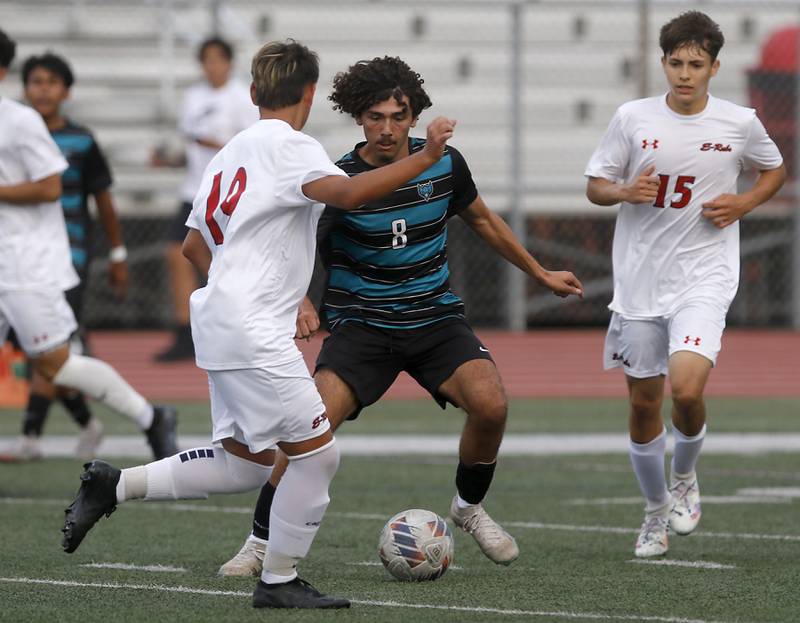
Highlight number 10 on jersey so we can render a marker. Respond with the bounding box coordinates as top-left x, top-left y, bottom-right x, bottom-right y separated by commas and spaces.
205, 167, 247, 245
